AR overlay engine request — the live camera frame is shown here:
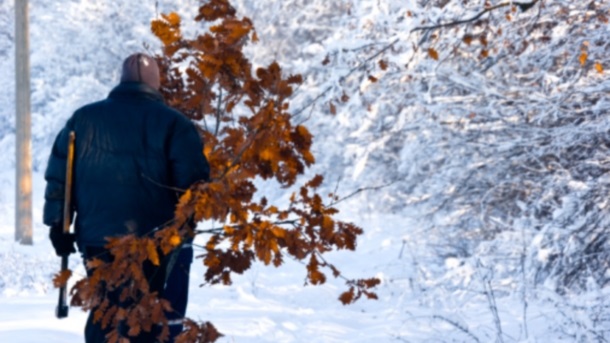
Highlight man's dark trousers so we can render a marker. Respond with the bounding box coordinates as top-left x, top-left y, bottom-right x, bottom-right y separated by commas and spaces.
165, 246, 193, 341
83, 246, 168, 343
